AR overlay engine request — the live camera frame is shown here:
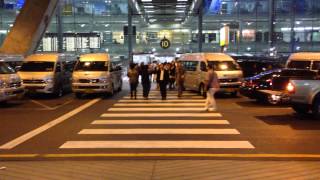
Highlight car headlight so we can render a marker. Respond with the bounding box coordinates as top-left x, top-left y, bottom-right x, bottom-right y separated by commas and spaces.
0, 81, 6, 89
45, 78, 54, 84
99, 78, 108, 83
